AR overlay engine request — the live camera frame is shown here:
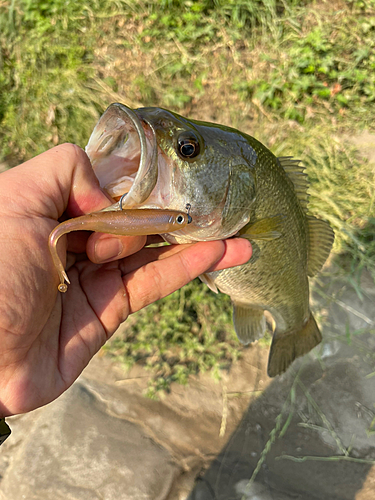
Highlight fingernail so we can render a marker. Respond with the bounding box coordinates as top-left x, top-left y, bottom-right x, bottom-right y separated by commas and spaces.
94, 237, 123, 262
